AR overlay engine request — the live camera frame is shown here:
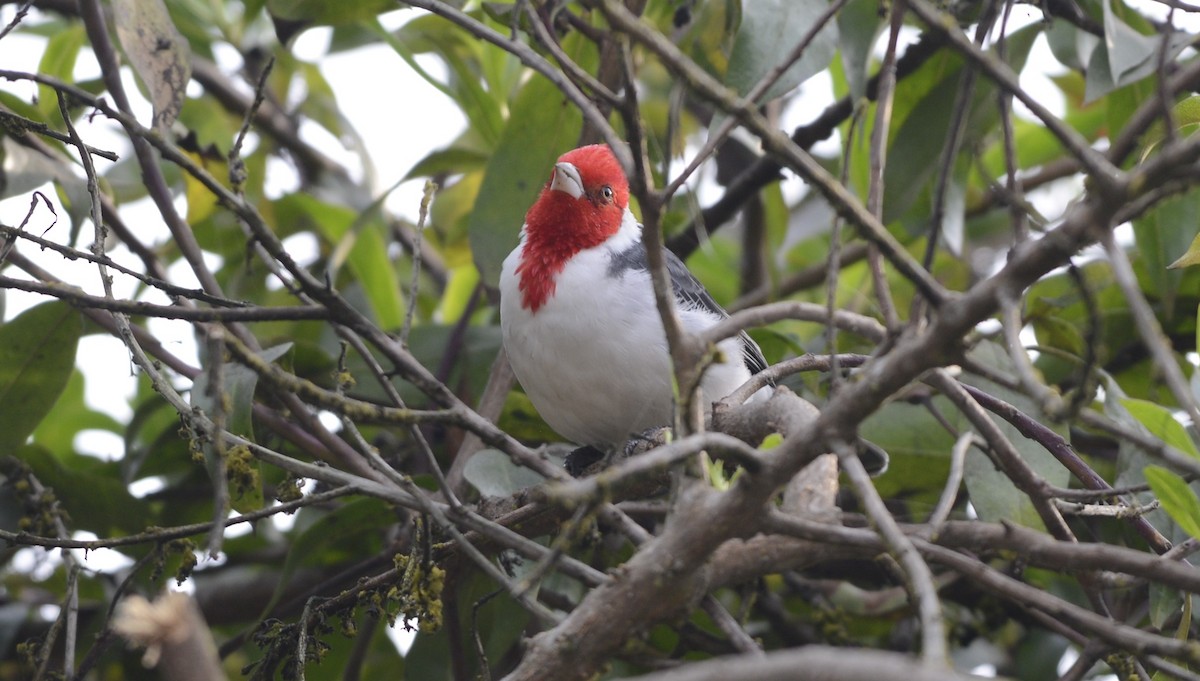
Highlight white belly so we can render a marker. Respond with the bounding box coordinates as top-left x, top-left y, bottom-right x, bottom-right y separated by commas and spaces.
501, 246, 673, 447
499, 240, 754, 449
